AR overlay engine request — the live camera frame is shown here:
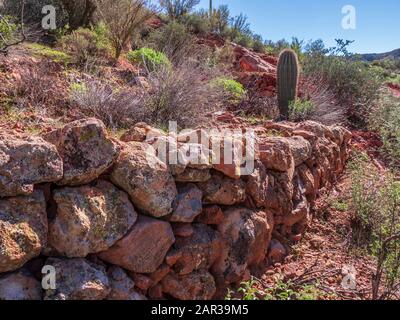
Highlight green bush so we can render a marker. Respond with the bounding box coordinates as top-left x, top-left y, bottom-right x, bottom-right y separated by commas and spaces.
182, 13, 211, 34
211, 77, 246, 103
0, 15, 19, 51
127, 48, 171, 72
145, 21, 195, 64
368, 94, 400, 167
348, 153, 400, 299
60, 26, 110, 69
303, 40, 383, 127
289, 99, 315, 122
